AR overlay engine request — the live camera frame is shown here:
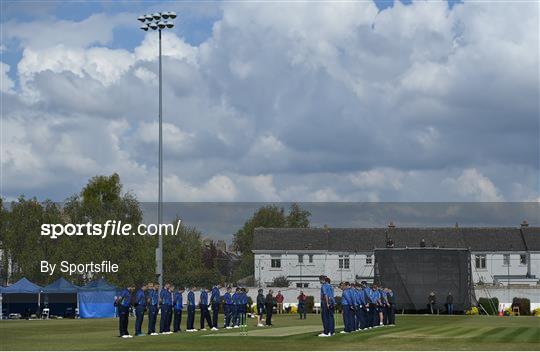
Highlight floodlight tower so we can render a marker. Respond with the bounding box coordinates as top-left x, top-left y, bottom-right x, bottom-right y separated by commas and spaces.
138, 11, 176, 288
